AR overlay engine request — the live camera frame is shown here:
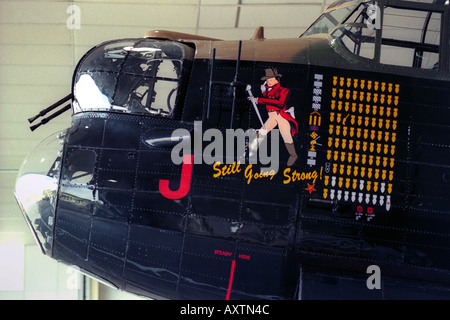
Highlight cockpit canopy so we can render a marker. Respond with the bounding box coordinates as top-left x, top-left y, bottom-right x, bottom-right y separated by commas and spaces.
302, 0, 359, 37
72, 39, 194, 118
302, 0, 447, 70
